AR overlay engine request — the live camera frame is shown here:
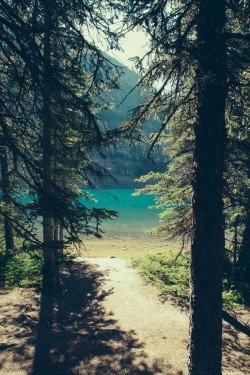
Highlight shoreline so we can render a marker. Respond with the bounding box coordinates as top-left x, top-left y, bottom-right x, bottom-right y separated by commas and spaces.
77, 232, 188, 259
